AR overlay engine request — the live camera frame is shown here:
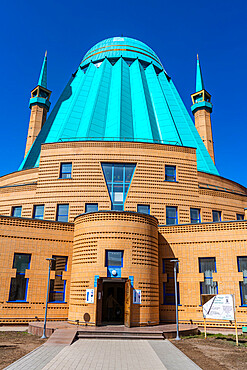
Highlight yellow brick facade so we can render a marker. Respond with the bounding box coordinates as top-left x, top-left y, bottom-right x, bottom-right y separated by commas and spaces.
0, 141, 246, 327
